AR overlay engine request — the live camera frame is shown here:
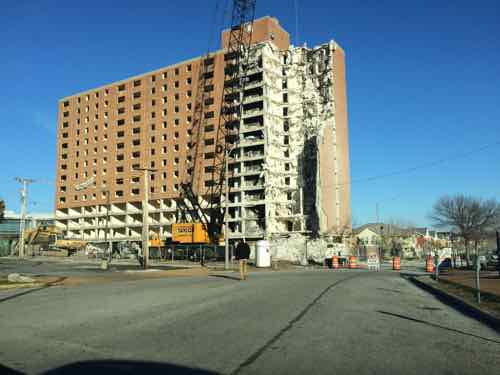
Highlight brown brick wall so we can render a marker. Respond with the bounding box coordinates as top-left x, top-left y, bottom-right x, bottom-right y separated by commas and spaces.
332, 45, 352, 231
221, 16, 290, 51
55, 17, 286, 212
55, 52, 229, 210
56, 16, 290, 212
317, 44, 351, 233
